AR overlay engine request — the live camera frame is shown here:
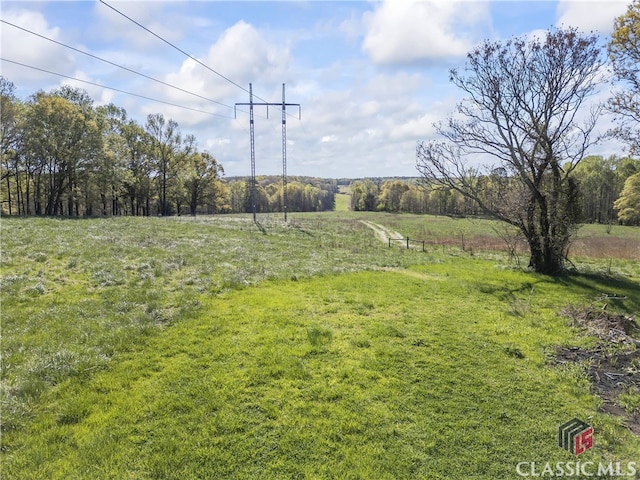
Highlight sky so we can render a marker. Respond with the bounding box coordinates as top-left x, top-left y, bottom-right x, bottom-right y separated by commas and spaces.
0, 0, 632, 178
